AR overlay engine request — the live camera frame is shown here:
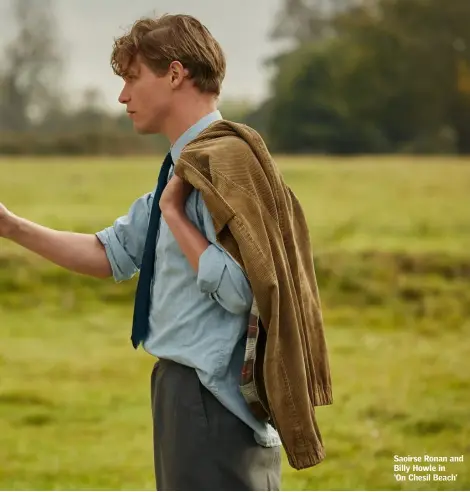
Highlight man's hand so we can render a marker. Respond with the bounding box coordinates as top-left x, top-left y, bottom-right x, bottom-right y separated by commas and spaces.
0, 203, 16, 239
160, 175, 194, 216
